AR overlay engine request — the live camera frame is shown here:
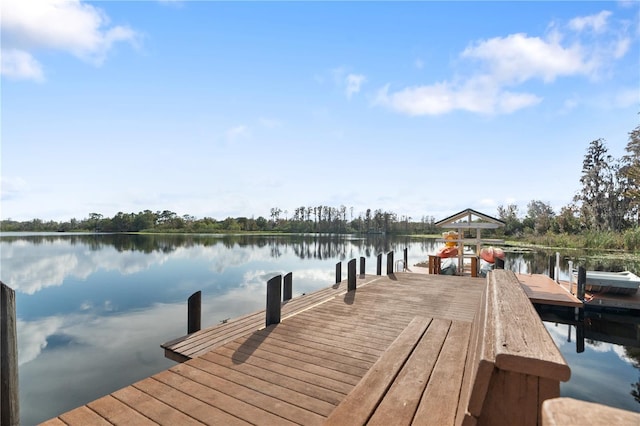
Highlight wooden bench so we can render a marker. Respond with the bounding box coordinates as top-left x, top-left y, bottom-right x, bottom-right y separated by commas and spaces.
324, 269, 571, 426
542, 397, 640, 426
